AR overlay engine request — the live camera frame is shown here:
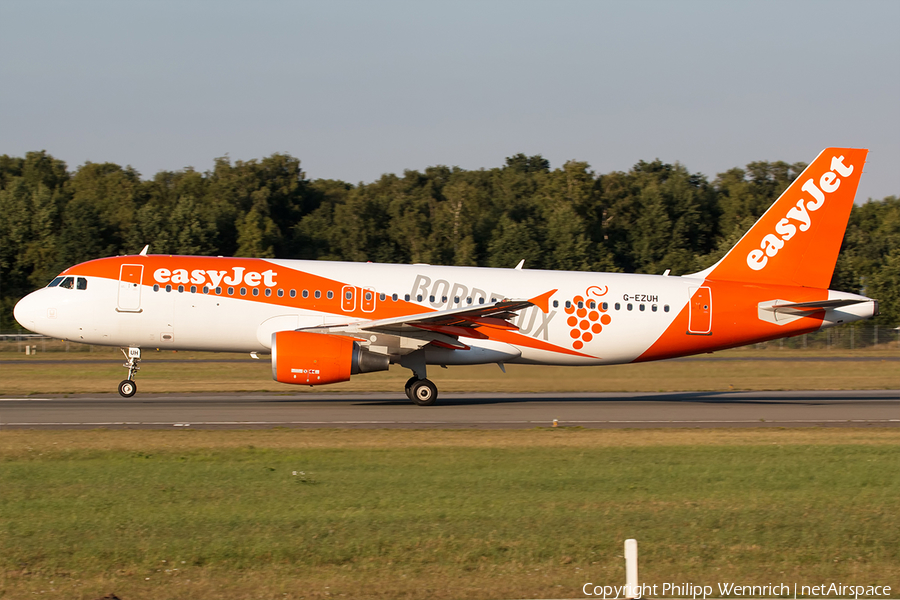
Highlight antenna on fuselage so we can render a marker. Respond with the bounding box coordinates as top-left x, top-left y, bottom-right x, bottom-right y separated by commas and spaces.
139, 245, 149, 256
514, 259, 525, 270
